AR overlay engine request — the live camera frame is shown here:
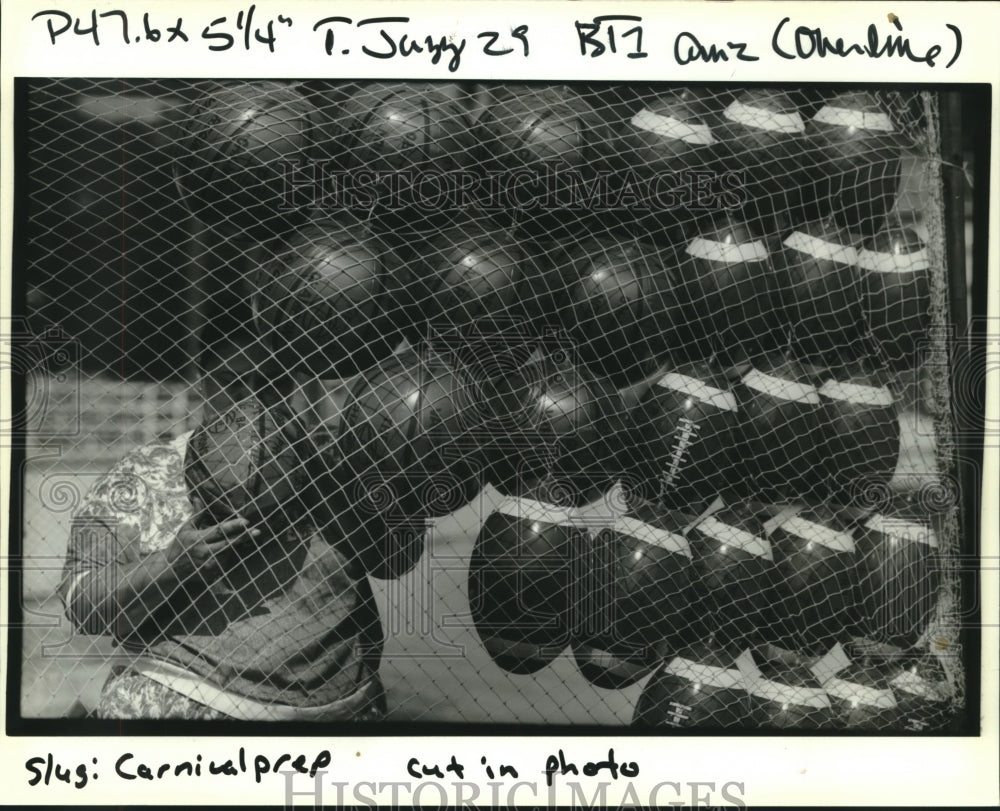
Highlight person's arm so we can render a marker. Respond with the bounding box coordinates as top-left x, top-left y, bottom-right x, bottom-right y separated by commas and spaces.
59, 456, 259, 640
63, 514, 258, 639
